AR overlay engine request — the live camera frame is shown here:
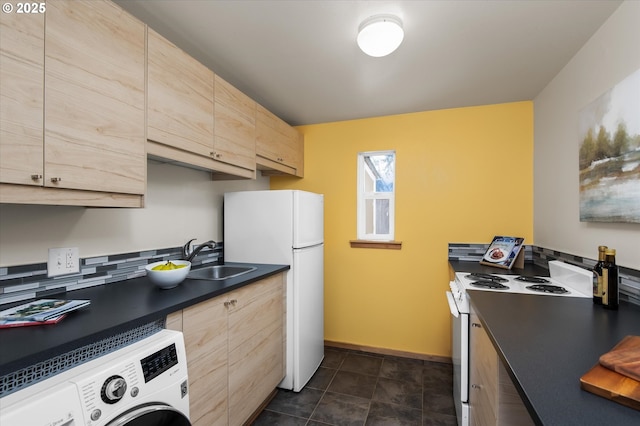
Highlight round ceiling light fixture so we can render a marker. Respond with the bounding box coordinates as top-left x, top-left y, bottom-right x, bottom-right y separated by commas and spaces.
357, 14, 404, 57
